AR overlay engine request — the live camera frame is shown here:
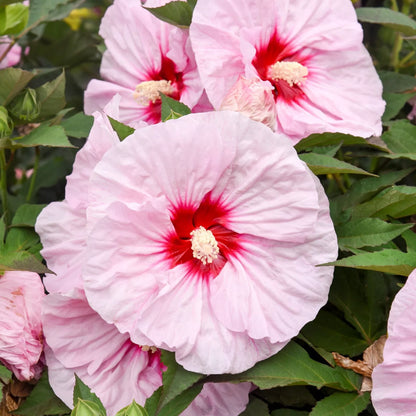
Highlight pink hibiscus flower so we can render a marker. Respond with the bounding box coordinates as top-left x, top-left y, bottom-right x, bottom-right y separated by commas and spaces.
0, 271, 44, 381
189, 0, 385, 142
0, 36, 22, 69
84, 0, 204, 127
36, 112, 252, 415
74, 111, 338, 374
371, 269, 416, 415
